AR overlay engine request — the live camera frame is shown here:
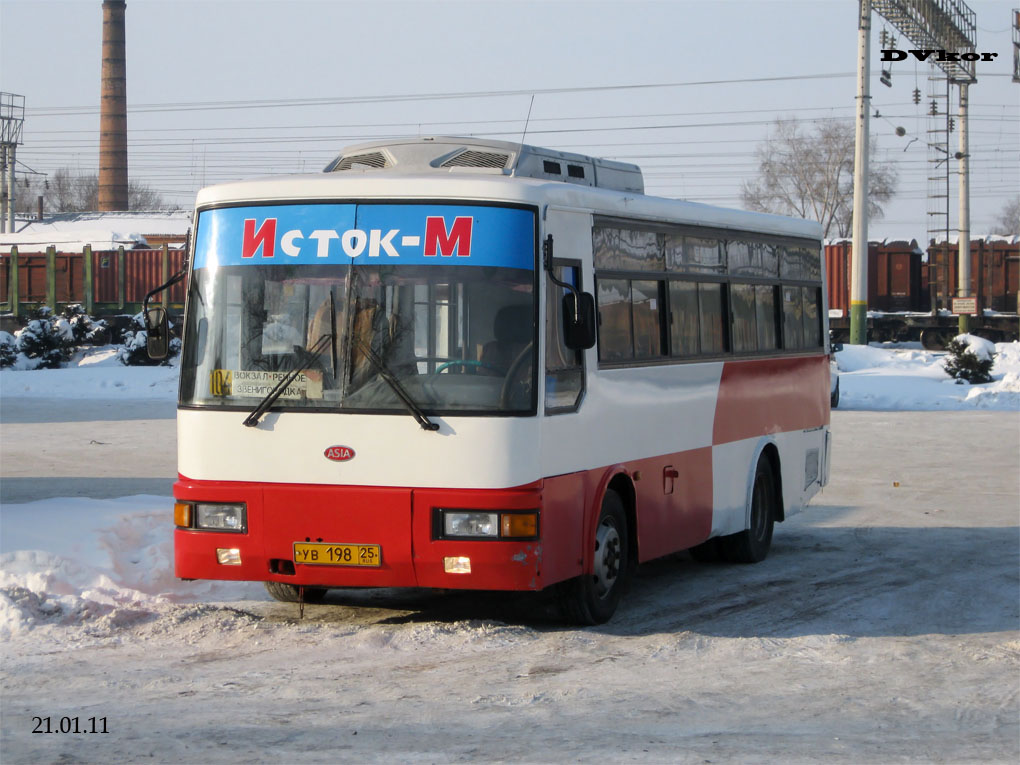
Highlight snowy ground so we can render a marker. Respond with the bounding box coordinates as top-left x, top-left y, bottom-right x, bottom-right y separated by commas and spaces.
1, 341, 1018, 763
